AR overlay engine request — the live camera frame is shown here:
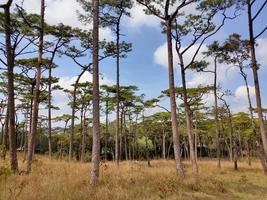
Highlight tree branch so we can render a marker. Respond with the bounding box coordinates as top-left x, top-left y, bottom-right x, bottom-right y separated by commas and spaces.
254, 25, 267, 40
252, 0, 267, 21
